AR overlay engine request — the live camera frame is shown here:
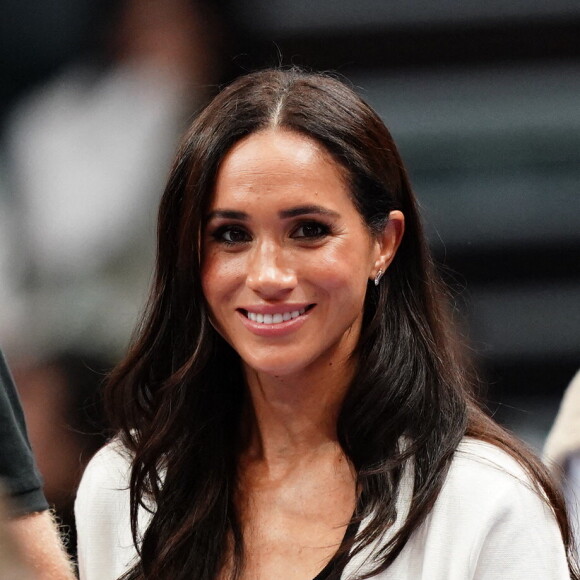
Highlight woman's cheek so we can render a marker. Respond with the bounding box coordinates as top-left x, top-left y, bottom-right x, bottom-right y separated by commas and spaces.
202, 252, 245, 296
308, 249, 368, 291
